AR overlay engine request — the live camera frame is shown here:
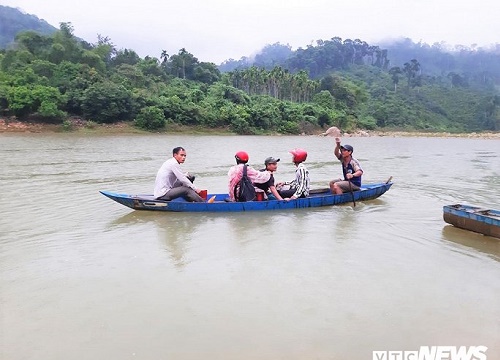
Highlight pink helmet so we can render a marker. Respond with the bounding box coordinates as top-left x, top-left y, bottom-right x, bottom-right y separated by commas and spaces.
289, 148, 307, 163
235, 151, 249, 163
